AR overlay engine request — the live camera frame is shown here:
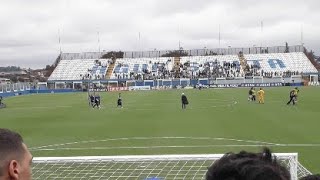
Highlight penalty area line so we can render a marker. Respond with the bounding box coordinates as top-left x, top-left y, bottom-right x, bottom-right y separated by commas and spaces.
30, 143, 320, 151
30, 136, 278, 150
7, 105, 73, 110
